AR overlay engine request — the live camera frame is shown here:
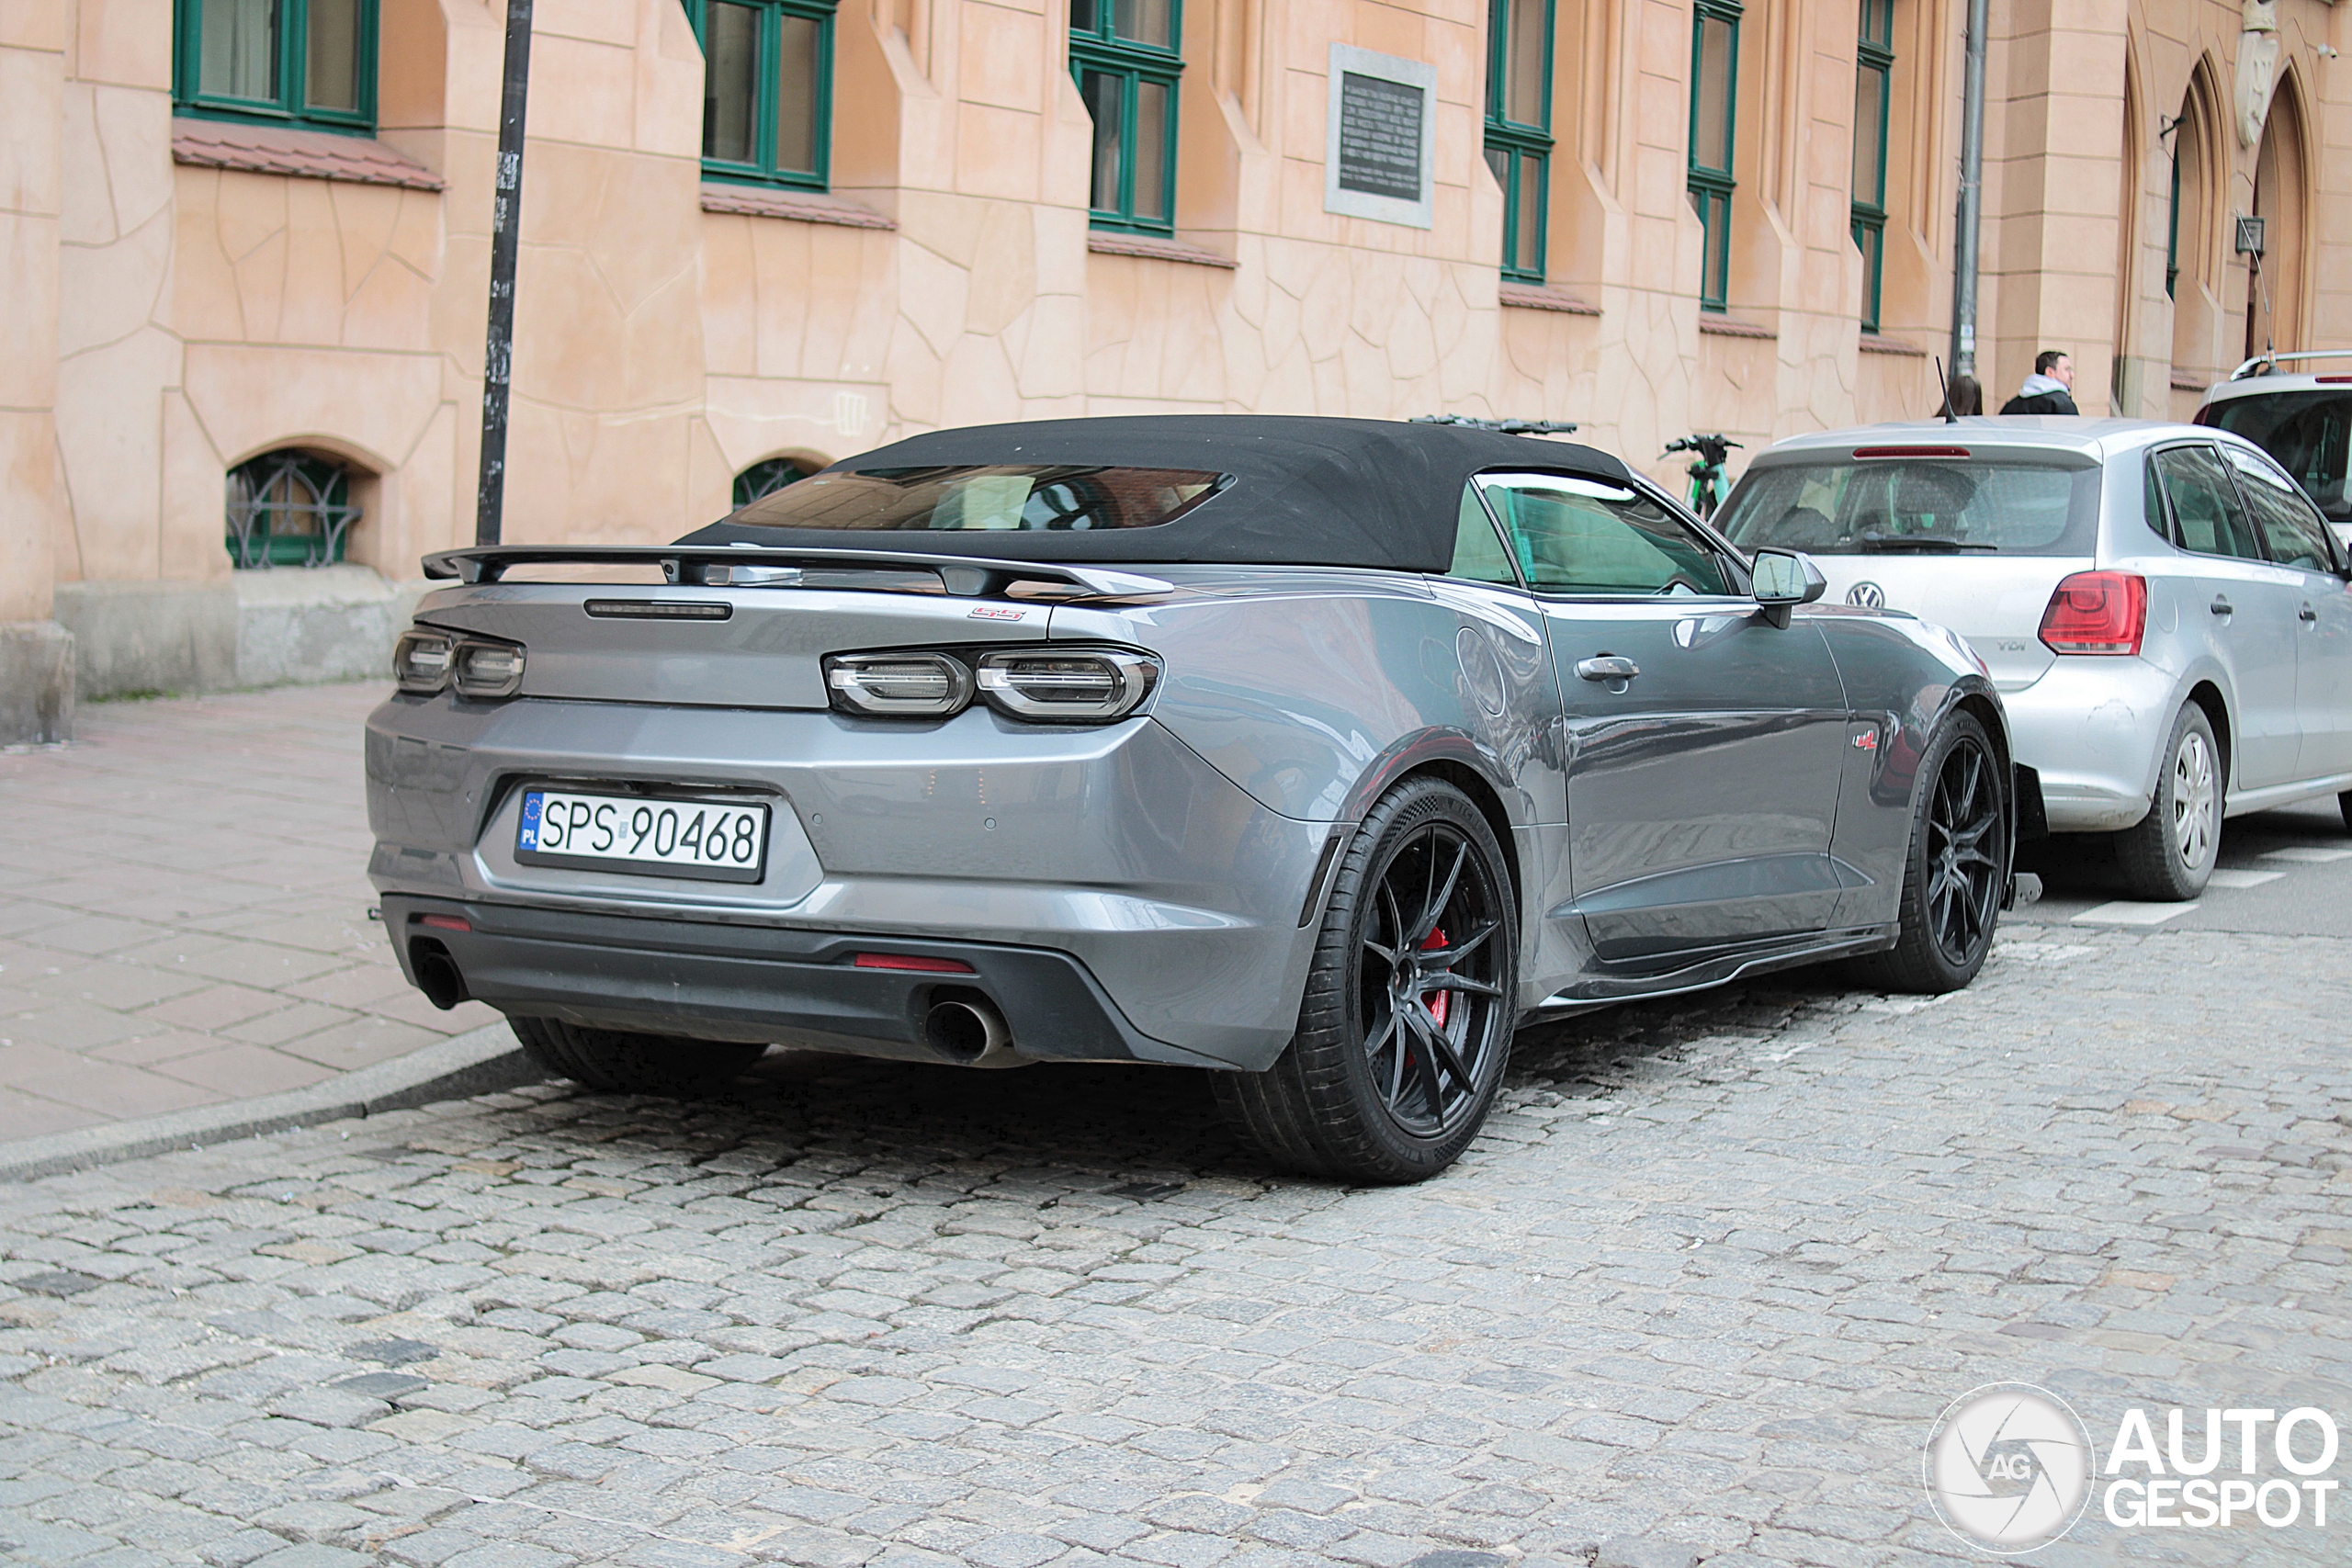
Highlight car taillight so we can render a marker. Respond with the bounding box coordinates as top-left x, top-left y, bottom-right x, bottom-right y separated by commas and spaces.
453, 640, 526, 698
393, 629, 457, 693
976, 649, 1159, 722
2038, 571, 2147, 656
824, 652, 974, 716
